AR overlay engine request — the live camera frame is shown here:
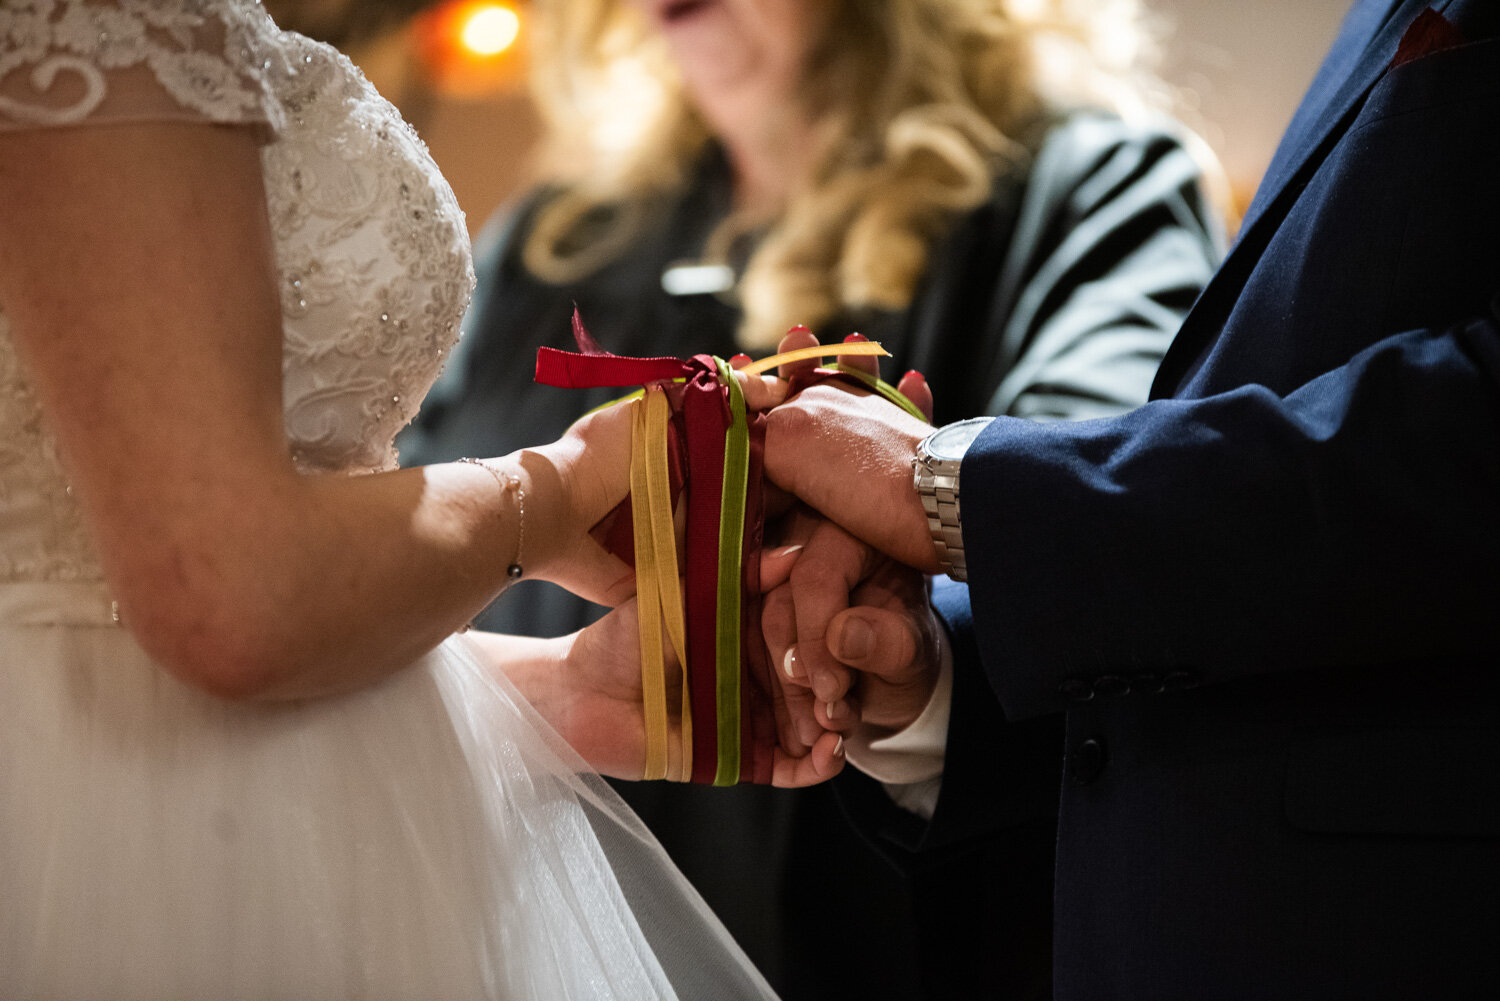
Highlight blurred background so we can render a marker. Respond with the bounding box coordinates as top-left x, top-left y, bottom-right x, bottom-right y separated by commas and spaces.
264, 0, 1353, 236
